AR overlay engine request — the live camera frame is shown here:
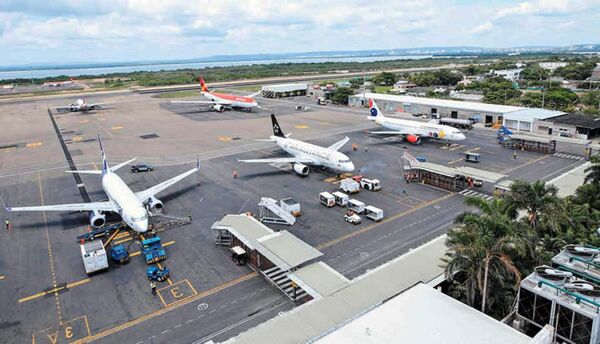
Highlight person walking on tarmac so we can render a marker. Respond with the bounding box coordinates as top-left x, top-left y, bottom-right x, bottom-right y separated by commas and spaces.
233, 170, 238, 179
513, 150, 517, 160
5, 219, 9, 231
150, 281, 157, 296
